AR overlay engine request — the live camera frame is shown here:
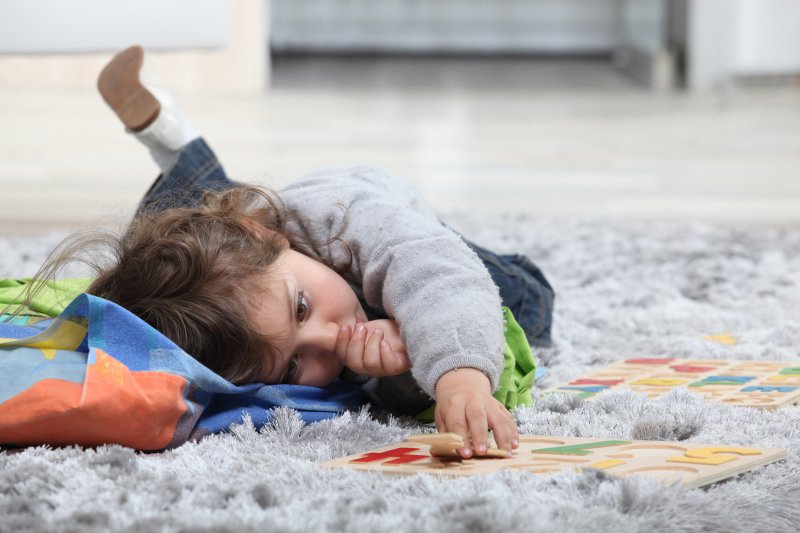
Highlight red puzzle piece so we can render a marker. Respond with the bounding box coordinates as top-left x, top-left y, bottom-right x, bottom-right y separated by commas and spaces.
350, 447, 428, 465
671, 365, 716, 373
